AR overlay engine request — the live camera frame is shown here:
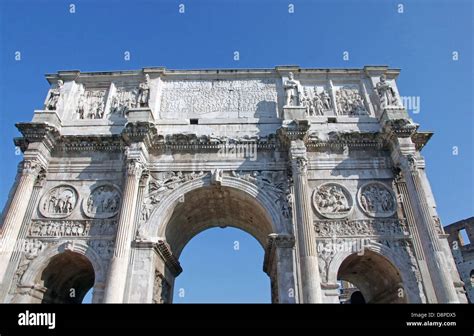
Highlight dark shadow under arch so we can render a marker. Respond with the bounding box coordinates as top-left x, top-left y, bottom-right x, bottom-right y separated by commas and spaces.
40, 251, 95, 304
